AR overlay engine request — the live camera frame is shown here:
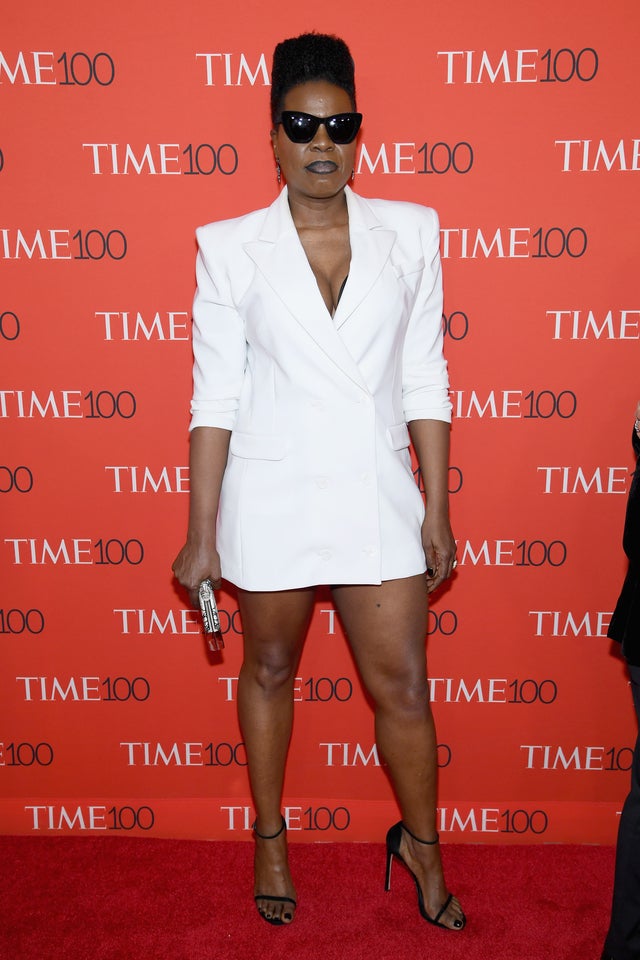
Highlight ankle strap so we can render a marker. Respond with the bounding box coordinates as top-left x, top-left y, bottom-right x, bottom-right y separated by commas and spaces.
252, 815, 286, 840
402, 822, 439, 845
